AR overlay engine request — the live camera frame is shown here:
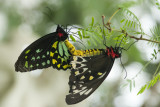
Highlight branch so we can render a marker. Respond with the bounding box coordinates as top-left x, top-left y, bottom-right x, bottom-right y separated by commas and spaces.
102, 15, 160, 44
129, 35, 160, 44
102, 8, 121, 32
